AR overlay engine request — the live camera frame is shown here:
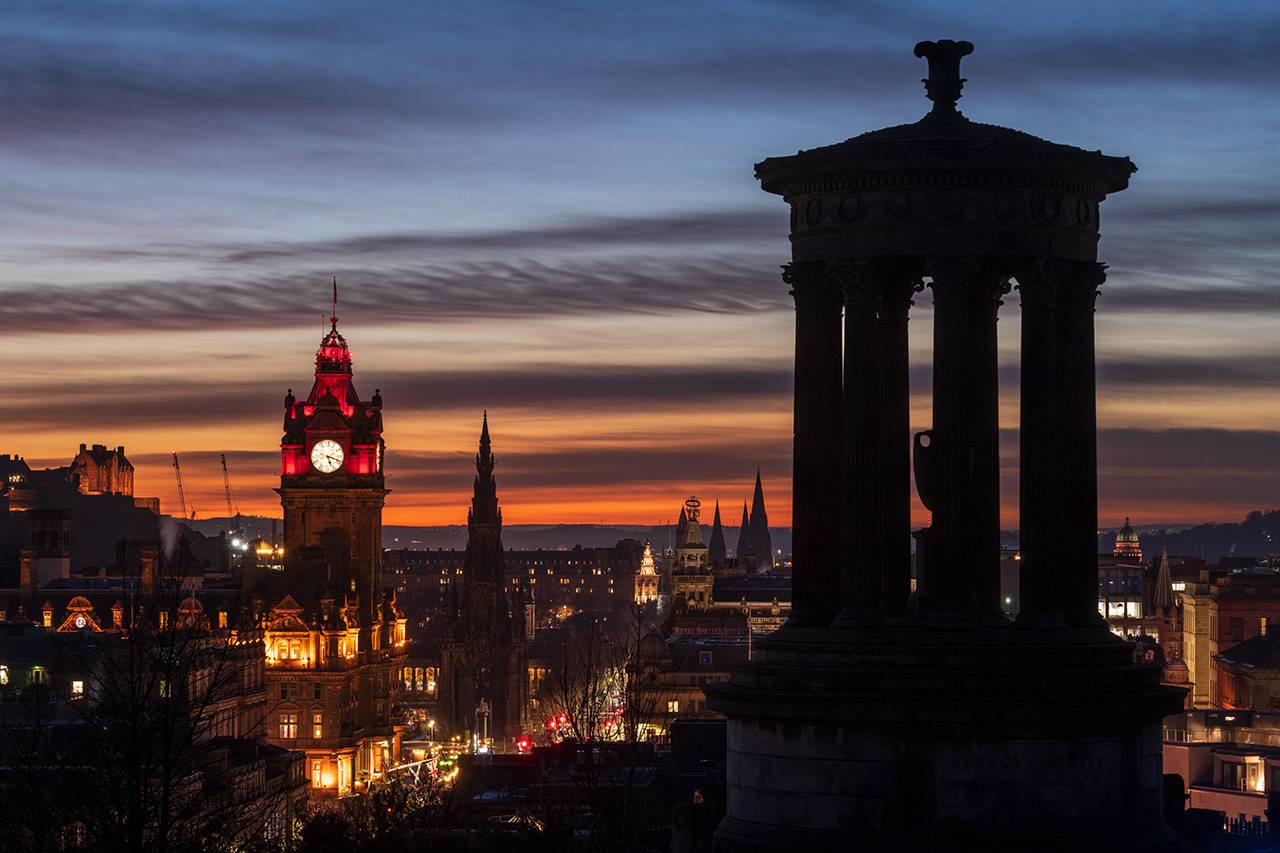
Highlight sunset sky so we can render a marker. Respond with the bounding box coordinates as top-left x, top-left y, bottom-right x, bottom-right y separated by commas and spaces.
3, 1, 1277, 528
